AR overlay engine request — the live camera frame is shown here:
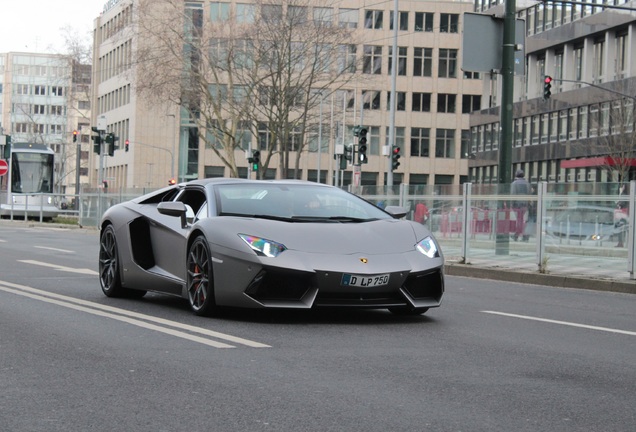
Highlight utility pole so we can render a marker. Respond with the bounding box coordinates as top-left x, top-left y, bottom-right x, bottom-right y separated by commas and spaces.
495, 0, 516, 255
